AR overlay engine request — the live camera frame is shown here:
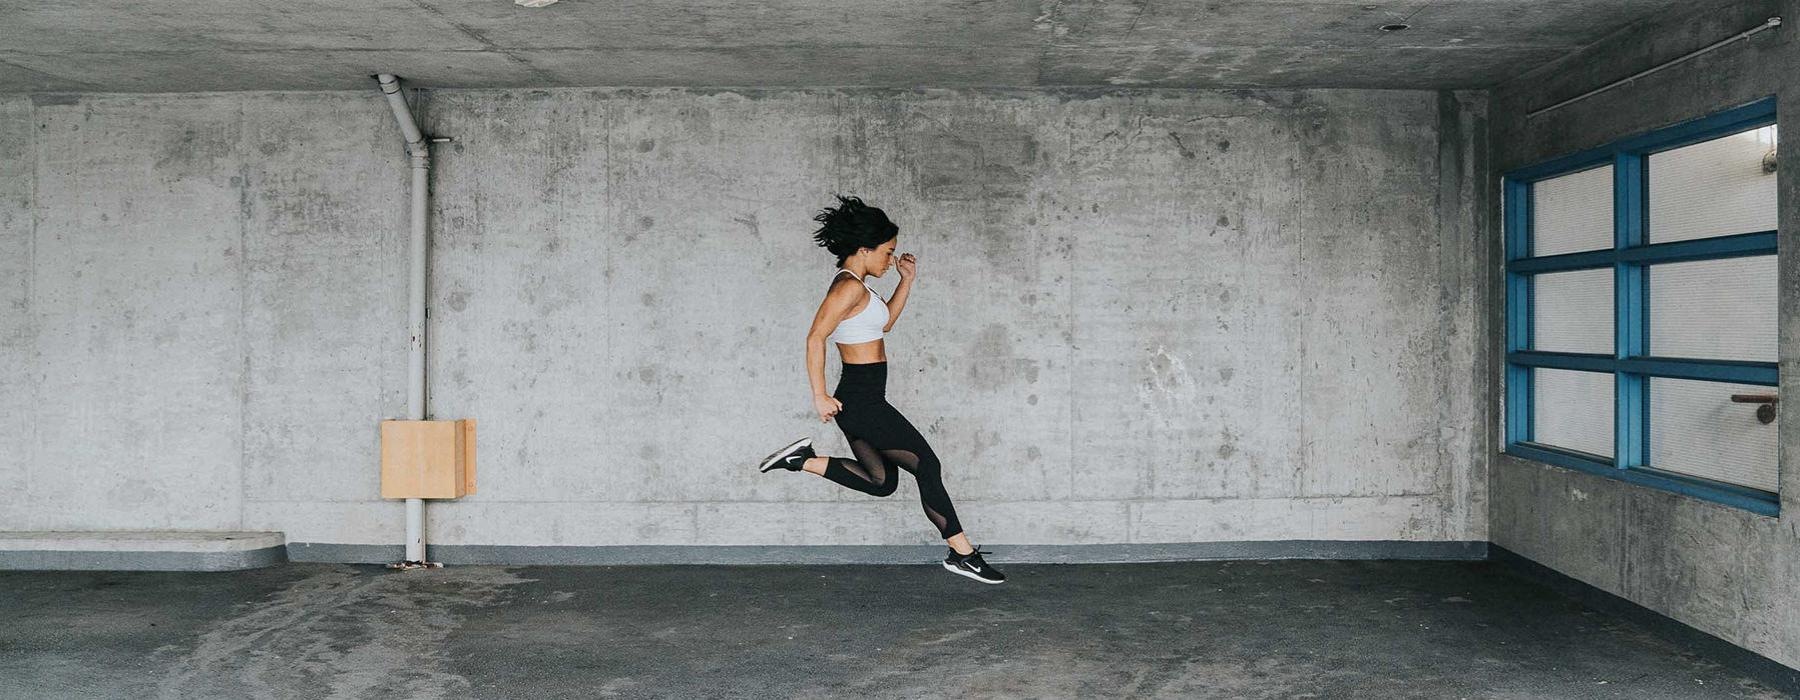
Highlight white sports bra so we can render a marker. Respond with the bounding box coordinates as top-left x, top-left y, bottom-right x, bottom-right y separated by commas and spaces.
826, 268, 888, 345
